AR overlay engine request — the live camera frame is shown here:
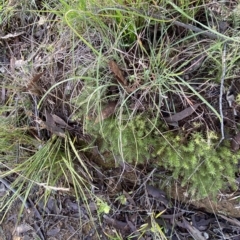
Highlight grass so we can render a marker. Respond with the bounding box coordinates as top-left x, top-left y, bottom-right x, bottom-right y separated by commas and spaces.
1, 0, 240, 238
